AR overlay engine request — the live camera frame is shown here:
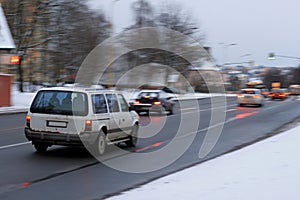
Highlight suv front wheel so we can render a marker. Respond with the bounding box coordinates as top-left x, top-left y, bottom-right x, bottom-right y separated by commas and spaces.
125, 125, 138, 147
